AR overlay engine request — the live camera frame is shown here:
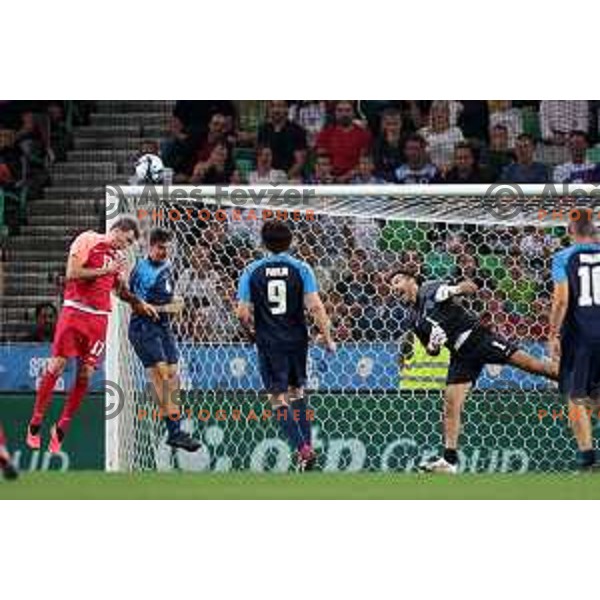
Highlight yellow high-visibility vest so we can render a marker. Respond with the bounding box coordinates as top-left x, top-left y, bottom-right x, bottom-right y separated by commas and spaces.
400, 338, 450, 390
